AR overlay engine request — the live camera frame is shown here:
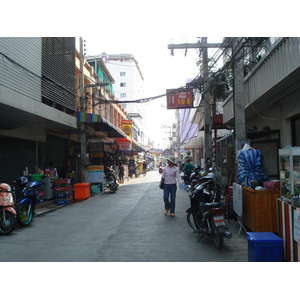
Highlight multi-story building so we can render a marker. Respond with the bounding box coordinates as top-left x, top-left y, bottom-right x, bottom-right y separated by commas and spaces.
220, 37, 300, 183
87, 53, 150, 147
0, 37, 141, 185
0, 37, 77, 183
